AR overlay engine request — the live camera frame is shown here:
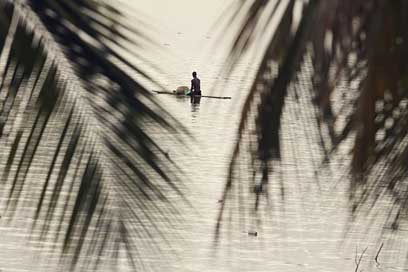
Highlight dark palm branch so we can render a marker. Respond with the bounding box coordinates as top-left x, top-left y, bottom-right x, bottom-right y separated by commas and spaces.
0, 1, 185, 270
219, 0, 408, 235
